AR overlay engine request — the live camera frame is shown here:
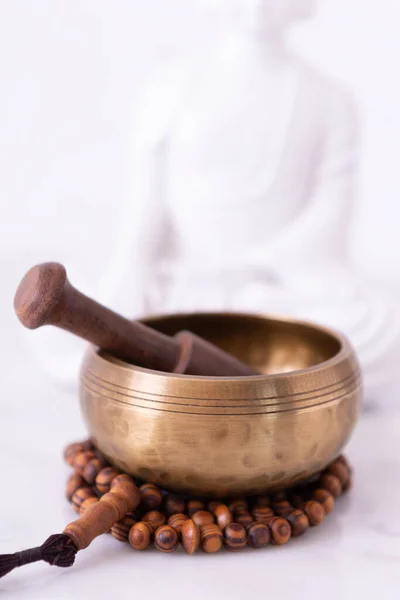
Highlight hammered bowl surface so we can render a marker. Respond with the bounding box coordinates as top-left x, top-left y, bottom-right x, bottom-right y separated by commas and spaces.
79, 312, 362, 497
